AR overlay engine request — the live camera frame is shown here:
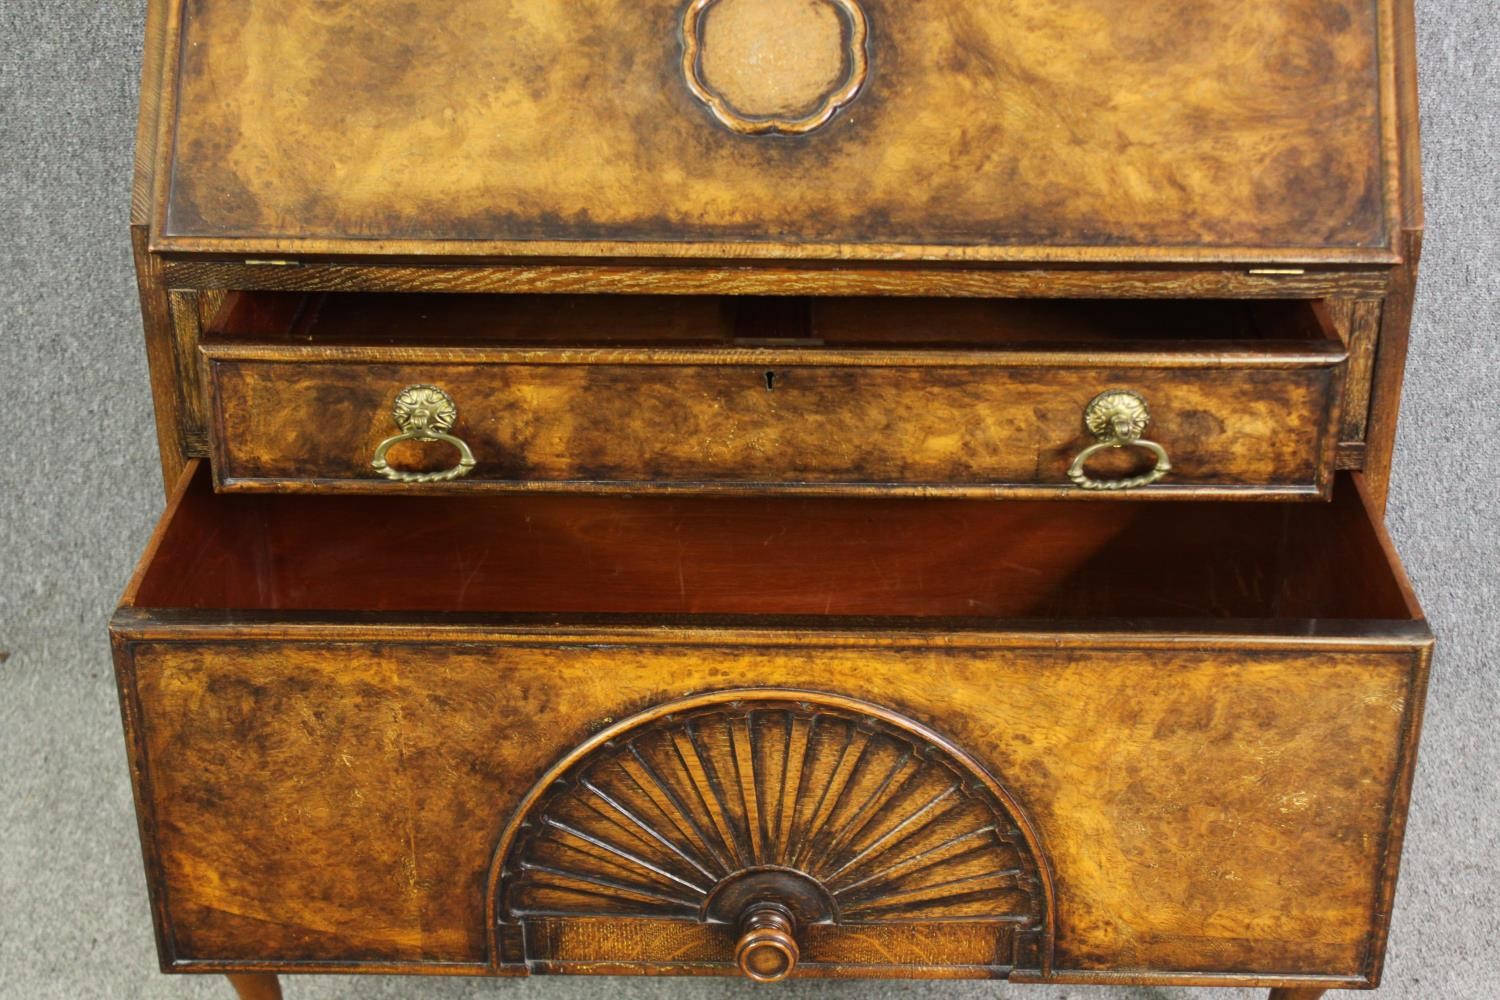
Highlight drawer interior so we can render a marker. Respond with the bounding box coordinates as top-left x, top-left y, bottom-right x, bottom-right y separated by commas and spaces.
209, 292, 1337, 350
127, 465, 1416, 624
